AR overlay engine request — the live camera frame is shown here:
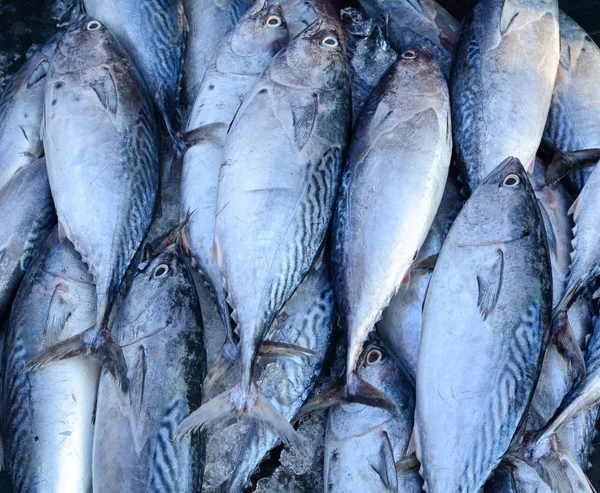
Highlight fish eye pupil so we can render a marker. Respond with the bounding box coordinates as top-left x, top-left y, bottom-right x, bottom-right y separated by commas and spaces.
321, 36, 338, 48
87, 21, 101, 31
366, 349, 383, 365
266, 15, 281, 27
502, 174, 520, 187
153, 264, 169, 278
402, 50, 417, 60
